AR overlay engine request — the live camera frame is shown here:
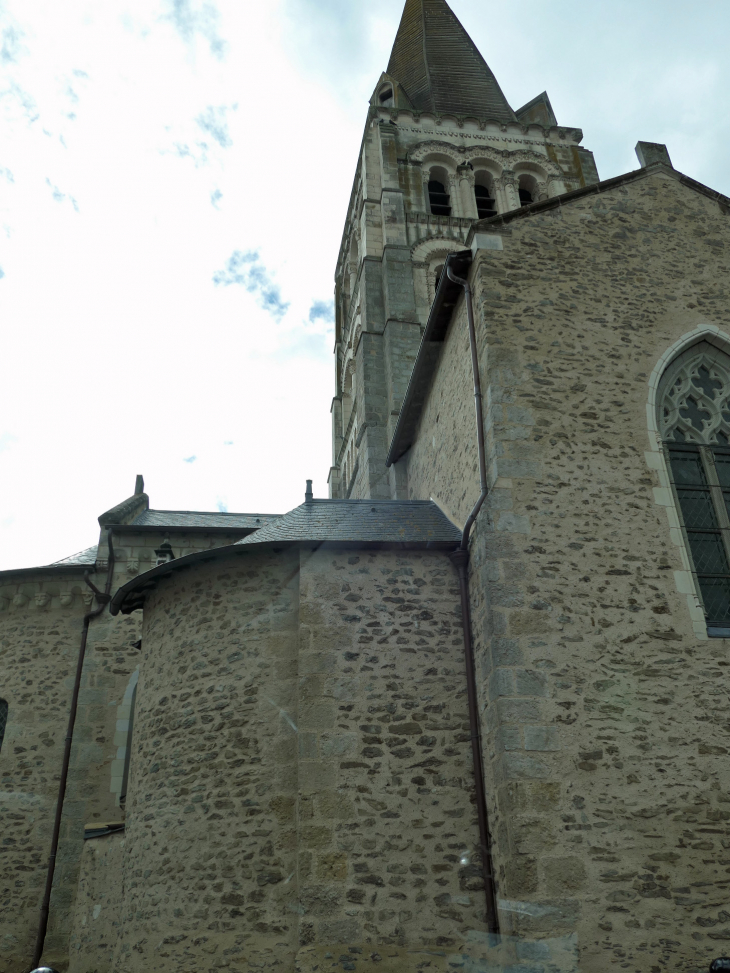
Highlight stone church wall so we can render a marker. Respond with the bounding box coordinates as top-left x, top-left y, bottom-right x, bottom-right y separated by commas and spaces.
0, 573, 140, 973
107, 548, 302, 972
93, 545, 500, 971
295, 546, 484, 961
403, 170, 730, 970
